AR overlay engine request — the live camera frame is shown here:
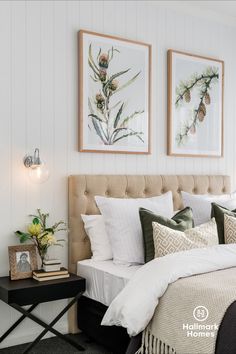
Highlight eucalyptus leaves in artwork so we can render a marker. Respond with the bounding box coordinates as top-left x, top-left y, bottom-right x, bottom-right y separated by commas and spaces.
88, 44, 144, 145
175, 66, 219, 146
